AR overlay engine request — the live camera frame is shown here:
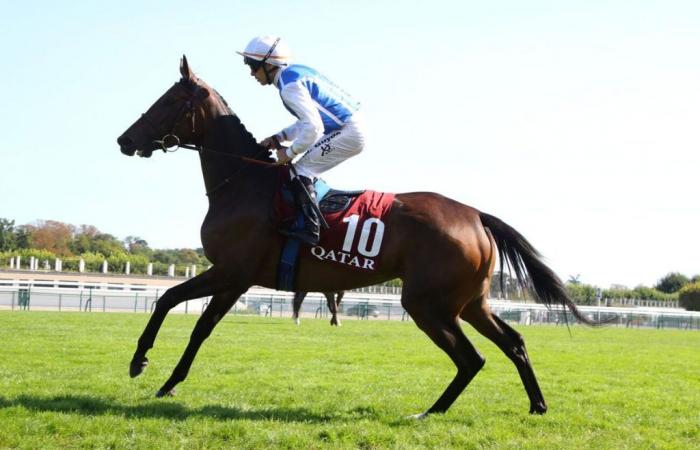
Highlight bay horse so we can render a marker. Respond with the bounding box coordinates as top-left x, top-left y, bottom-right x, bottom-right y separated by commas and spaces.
292, 291, 344, 326
117, 56, 600, 418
